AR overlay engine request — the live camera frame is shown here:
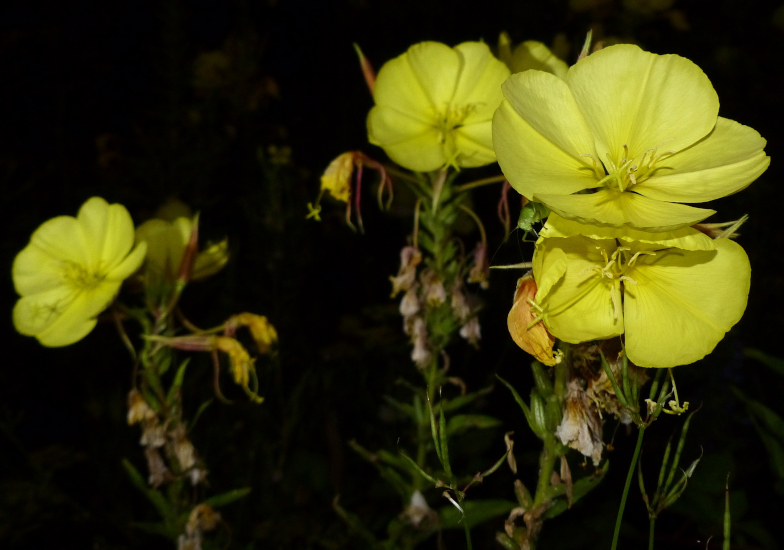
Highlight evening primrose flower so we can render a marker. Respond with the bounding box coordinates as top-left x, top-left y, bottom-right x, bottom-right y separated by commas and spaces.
12, 197, 147, 347
493, 44, 769, 231
135, 216, 228, 286
497, 33, 568, 77
367, 41, 510, 172
530, 215, 750, 368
